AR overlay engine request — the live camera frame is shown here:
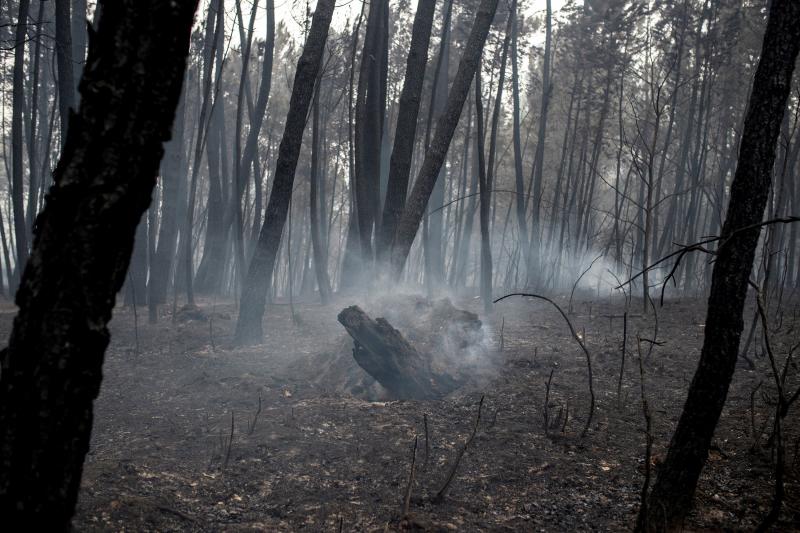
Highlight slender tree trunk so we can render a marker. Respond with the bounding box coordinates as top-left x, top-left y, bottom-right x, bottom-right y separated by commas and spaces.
54, 0, 76, 146
376, 0, 436, 265
354, 0, 388, 276
234, 0, 335, 345
422, 0, 453, 290
0, 0, 197, 527
527, 0, 551, 285
183, 0, 223, 306
232, 0, 261, 287
390, 0, 500, 278
310, 81, 332, 303
638, 1, 800, 529
339, 2, 366, 291
148, 80, 187, 308
475, 75, 492, 313
10, 0, 31, 291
